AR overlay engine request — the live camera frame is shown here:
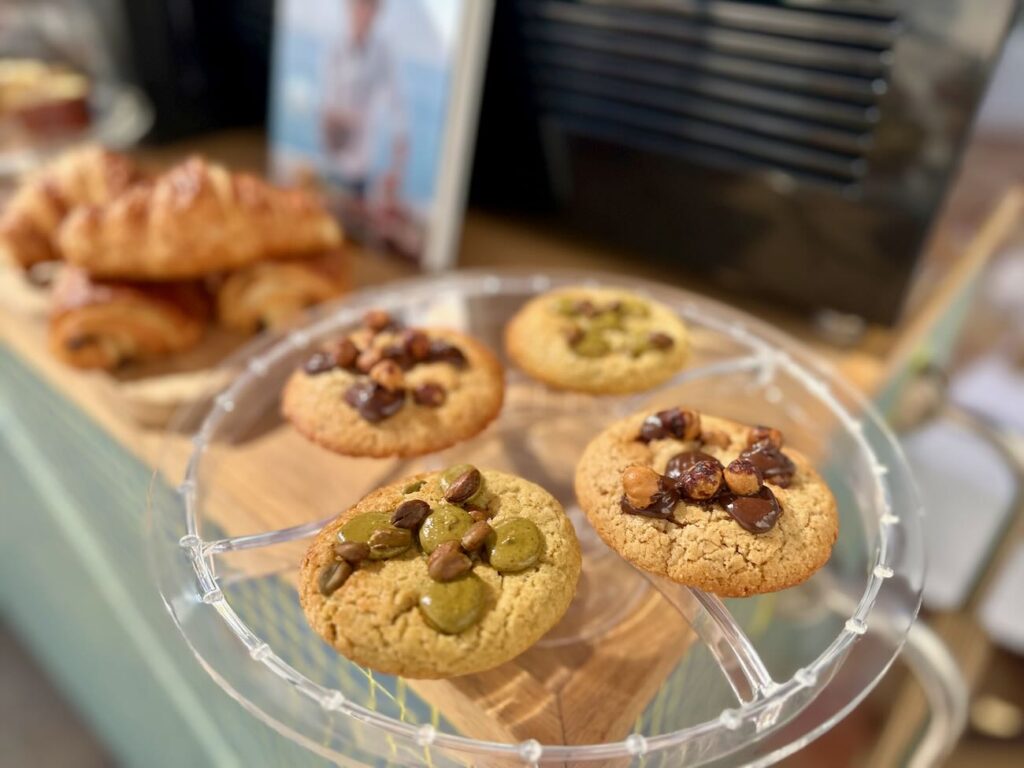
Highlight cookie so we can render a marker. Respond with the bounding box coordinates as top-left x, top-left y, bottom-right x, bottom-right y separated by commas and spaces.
575, 407, 838, 596
505, 286, 689, 394
282, 310, 504, 458
299, 467, 582, 678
